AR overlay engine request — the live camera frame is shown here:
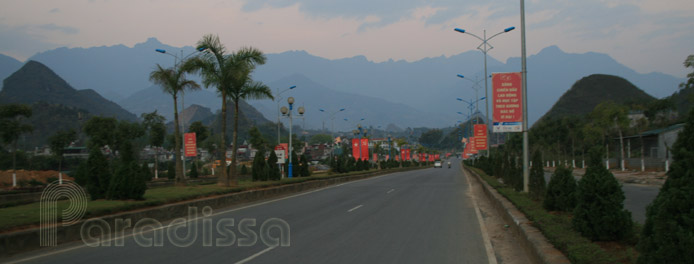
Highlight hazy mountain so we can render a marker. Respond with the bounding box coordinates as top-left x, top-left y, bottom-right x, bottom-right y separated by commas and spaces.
118, 84, 220, 122
537, 74, 656, 123
20, 38, 685, 128
0, 61, 137, 121
27, 37, 197, 101
179, 104, 214, 127
250, 74, 450, 132
0, 54, 23, 90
